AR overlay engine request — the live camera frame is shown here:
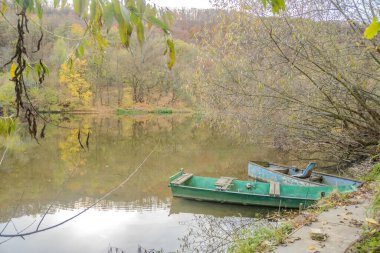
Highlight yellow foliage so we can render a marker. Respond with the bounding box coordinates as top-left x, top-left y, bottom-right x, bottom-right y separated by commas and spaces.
58, 124, 90, 173
59, 59, 92, 106
71, 23, 85, 38
10, 63, 16, 78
